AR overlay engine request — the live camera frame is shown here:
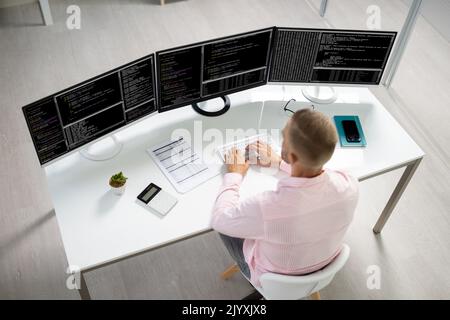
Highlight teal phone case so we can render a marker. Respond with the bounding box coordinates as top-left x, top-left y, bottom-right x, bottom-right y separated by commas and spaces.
333, 115, 366, 147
